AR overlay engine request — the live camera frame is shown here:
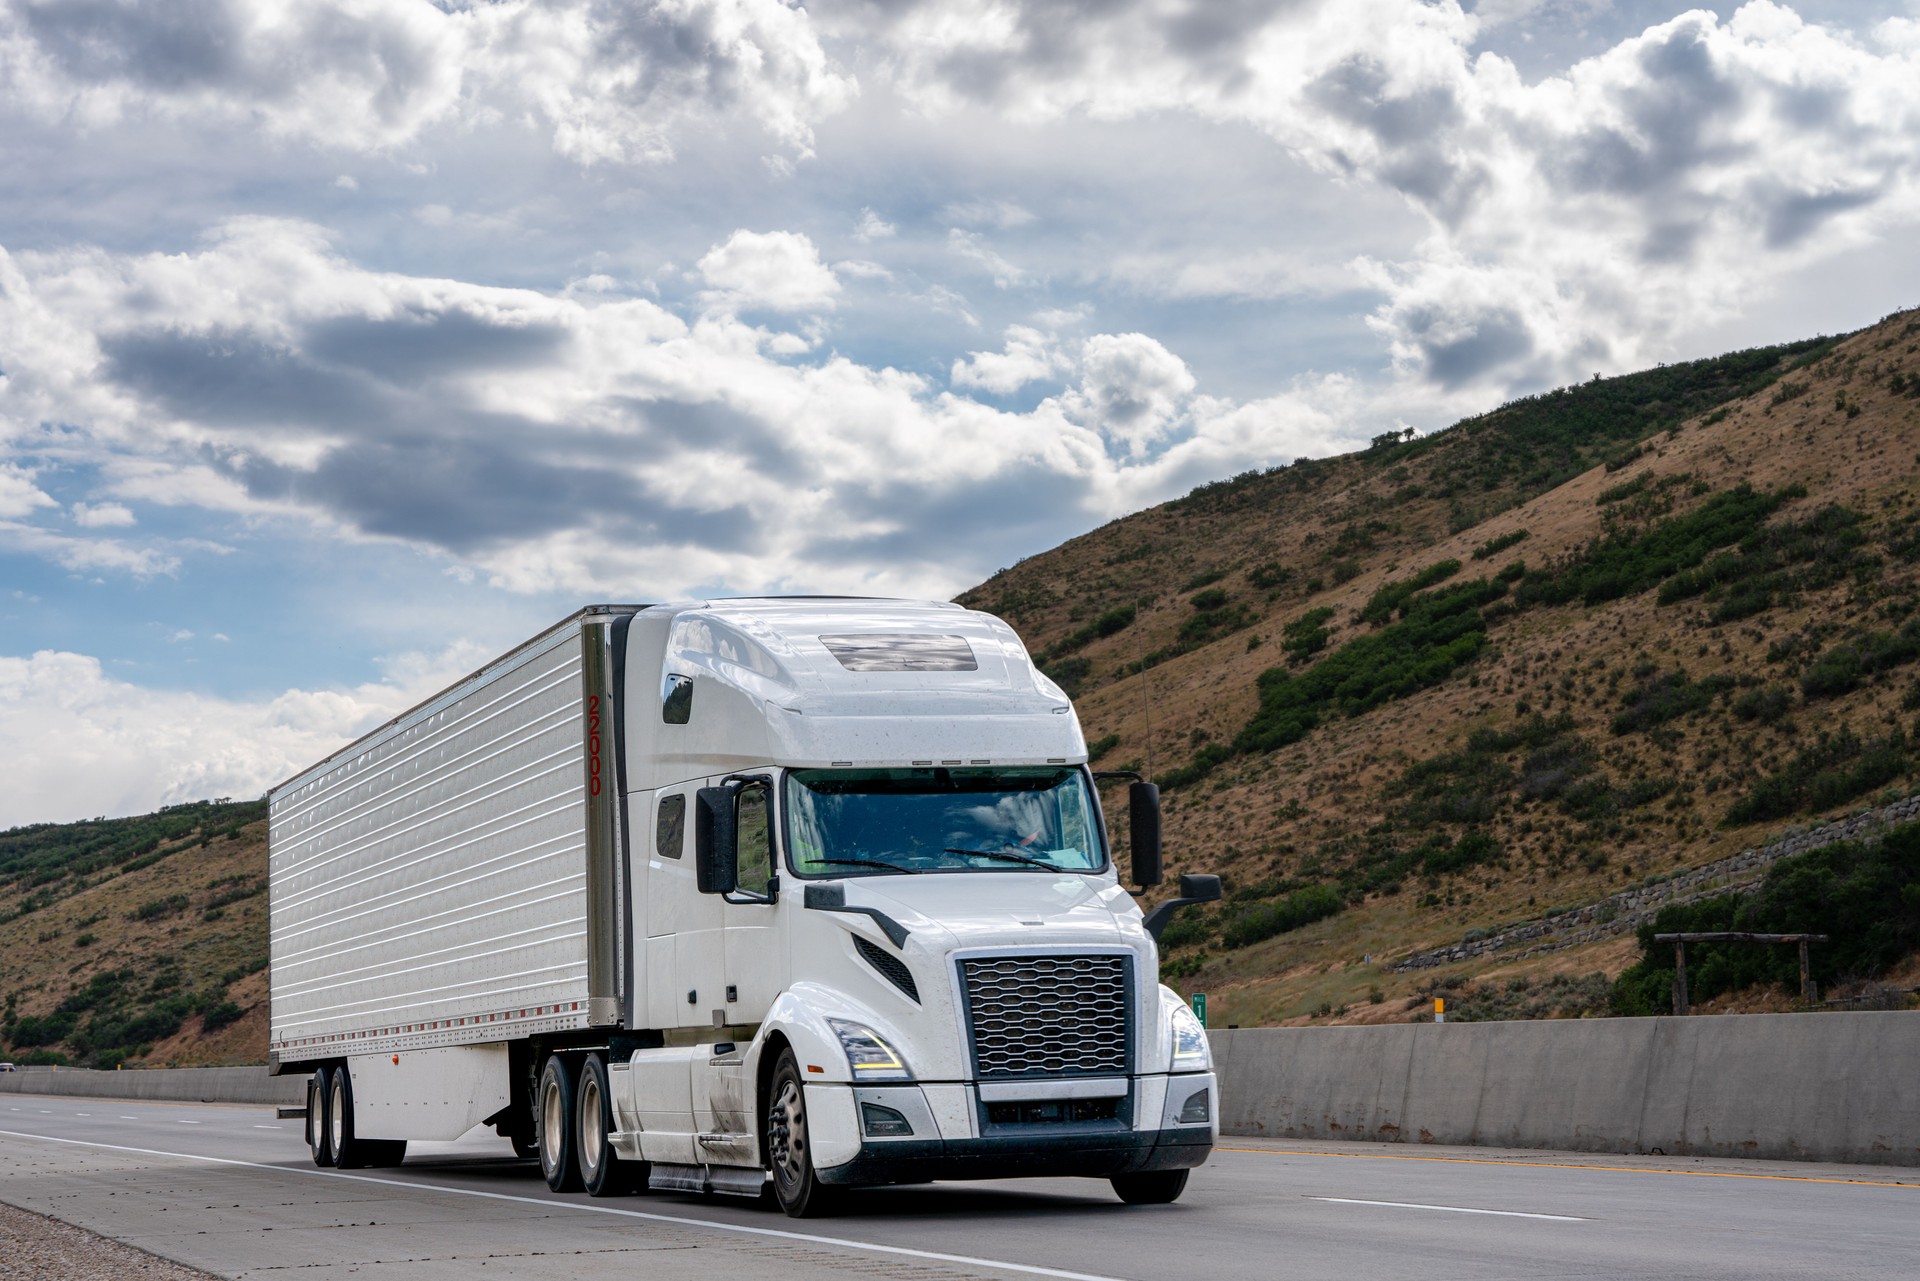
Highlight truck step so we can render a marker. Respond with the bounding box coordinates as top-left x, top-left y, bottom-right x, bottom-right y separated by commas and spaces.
647, 1162, 768, 1198
275, 1106, 309, 1120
